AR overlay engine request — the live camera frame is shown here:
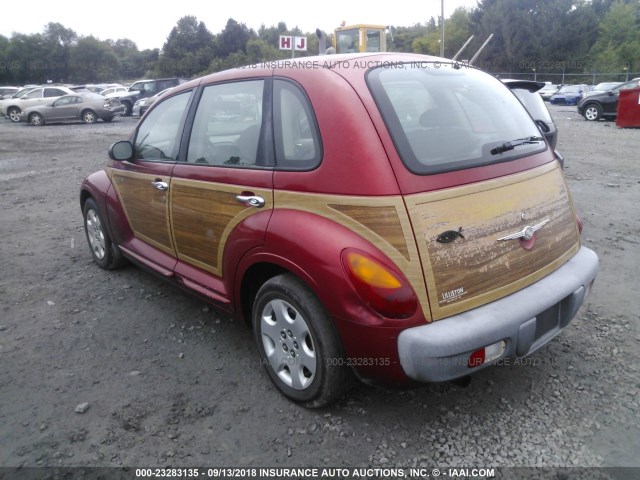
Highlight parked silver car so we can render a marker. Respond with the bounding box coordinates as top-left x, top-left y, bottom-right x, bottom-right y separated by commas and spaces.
538, 83, 559, 101
1, 86, 77, 122
19, 93, 125, 125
